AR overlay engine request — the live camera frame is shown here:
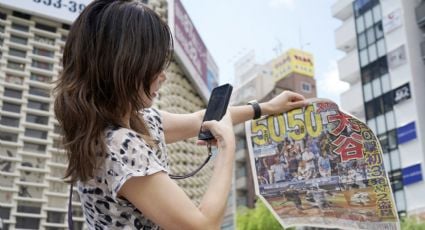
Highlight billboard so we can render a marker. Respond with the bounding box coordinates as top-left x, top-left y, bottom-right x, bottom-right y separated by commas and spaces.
272, 49, 314, 82
0, 0, 92, 24
171, 0, 218, 100
388, 45, 407, 70
383, 9, 402, 34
